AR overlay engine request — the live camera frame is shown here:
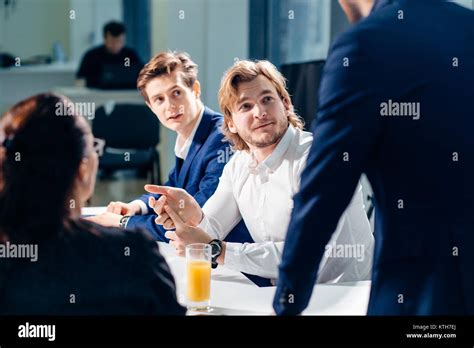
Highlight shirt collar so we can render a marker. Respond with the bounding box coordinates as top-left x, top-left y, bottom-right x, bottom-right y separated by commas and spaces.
248, 124, 296, 173
174, 104, 204, 160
